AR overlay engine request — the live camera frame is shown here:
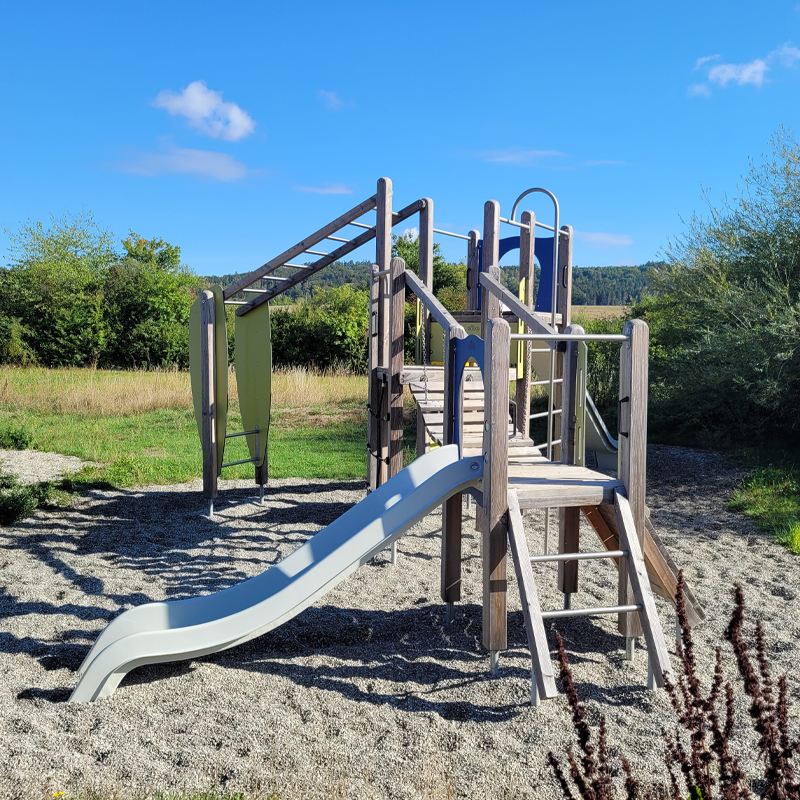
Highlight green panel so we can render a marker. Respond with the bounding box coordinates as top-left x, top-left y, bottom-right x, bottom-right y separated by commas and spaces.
188, 285, 229, 475
234, 300, 271, 469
